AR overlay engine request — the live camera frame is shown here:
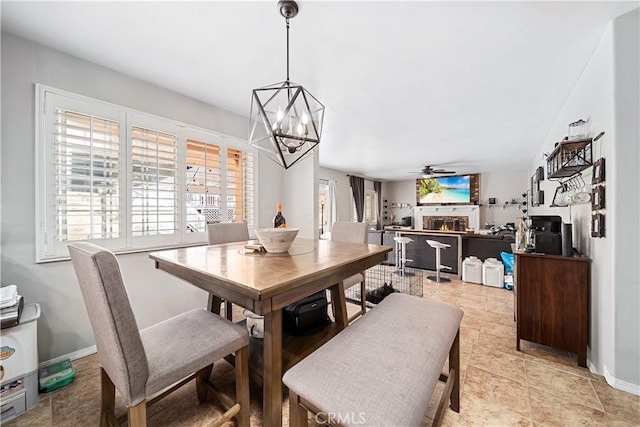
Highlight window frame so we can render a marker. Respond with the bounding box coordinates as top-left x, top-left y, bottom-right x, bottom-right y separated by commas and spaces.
36, 85, 257, 262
